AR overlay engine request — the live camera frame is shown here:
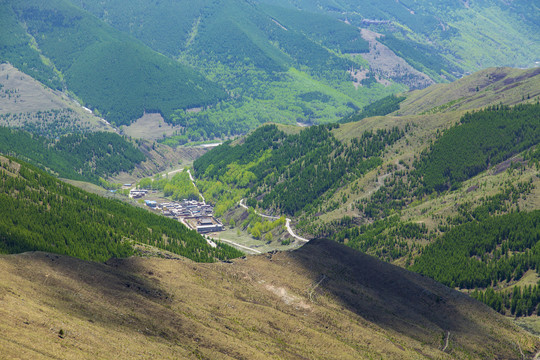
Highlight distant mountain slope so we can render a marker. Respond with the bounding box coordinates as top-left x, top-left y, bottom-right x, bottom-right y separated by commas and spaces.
63, 0, 408, 138
397, 67, 540, 116
0, 63, 114, 137
1, 0, 227, 126
0, 239, 537, 358
258, 0, 540, 72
